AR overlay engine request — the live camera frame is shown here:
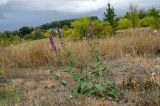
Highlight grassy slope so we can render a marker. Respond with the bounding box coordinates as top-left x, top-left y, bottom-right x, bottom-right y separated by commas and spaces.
0, 28, 160, 106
